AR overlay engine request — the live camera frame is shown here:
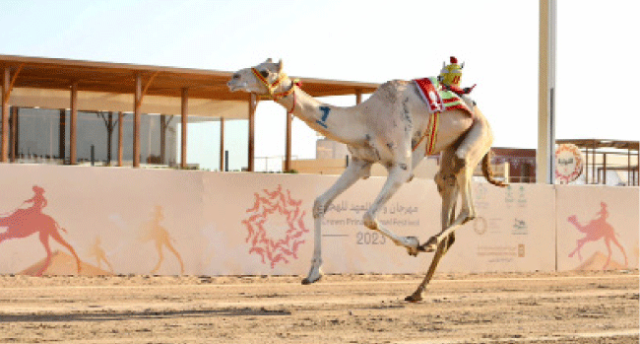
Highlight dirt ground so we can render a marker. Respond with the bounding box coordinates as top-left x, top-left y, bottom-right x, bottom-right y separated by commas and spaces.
0, 270, 638, 344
